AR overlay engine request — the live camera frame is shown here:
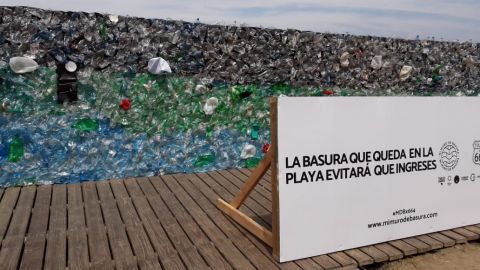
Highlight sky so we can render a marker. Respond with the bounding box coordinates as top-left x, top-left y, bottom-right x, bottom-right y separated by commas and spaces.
3, 0, 480, 42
